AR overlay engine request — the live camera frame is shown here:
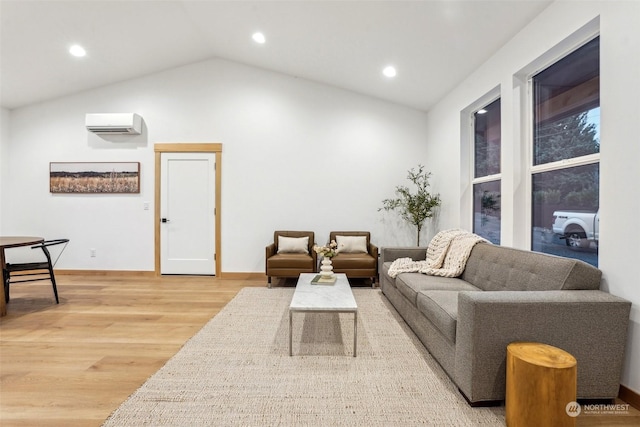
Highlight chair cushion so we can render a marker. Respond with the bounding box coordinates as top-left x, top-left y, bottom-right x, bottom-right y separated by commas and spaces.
277, 236, 309, 254
267, 253, 313, 268
336, 235, 367, 253
331, 253, 376, 269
